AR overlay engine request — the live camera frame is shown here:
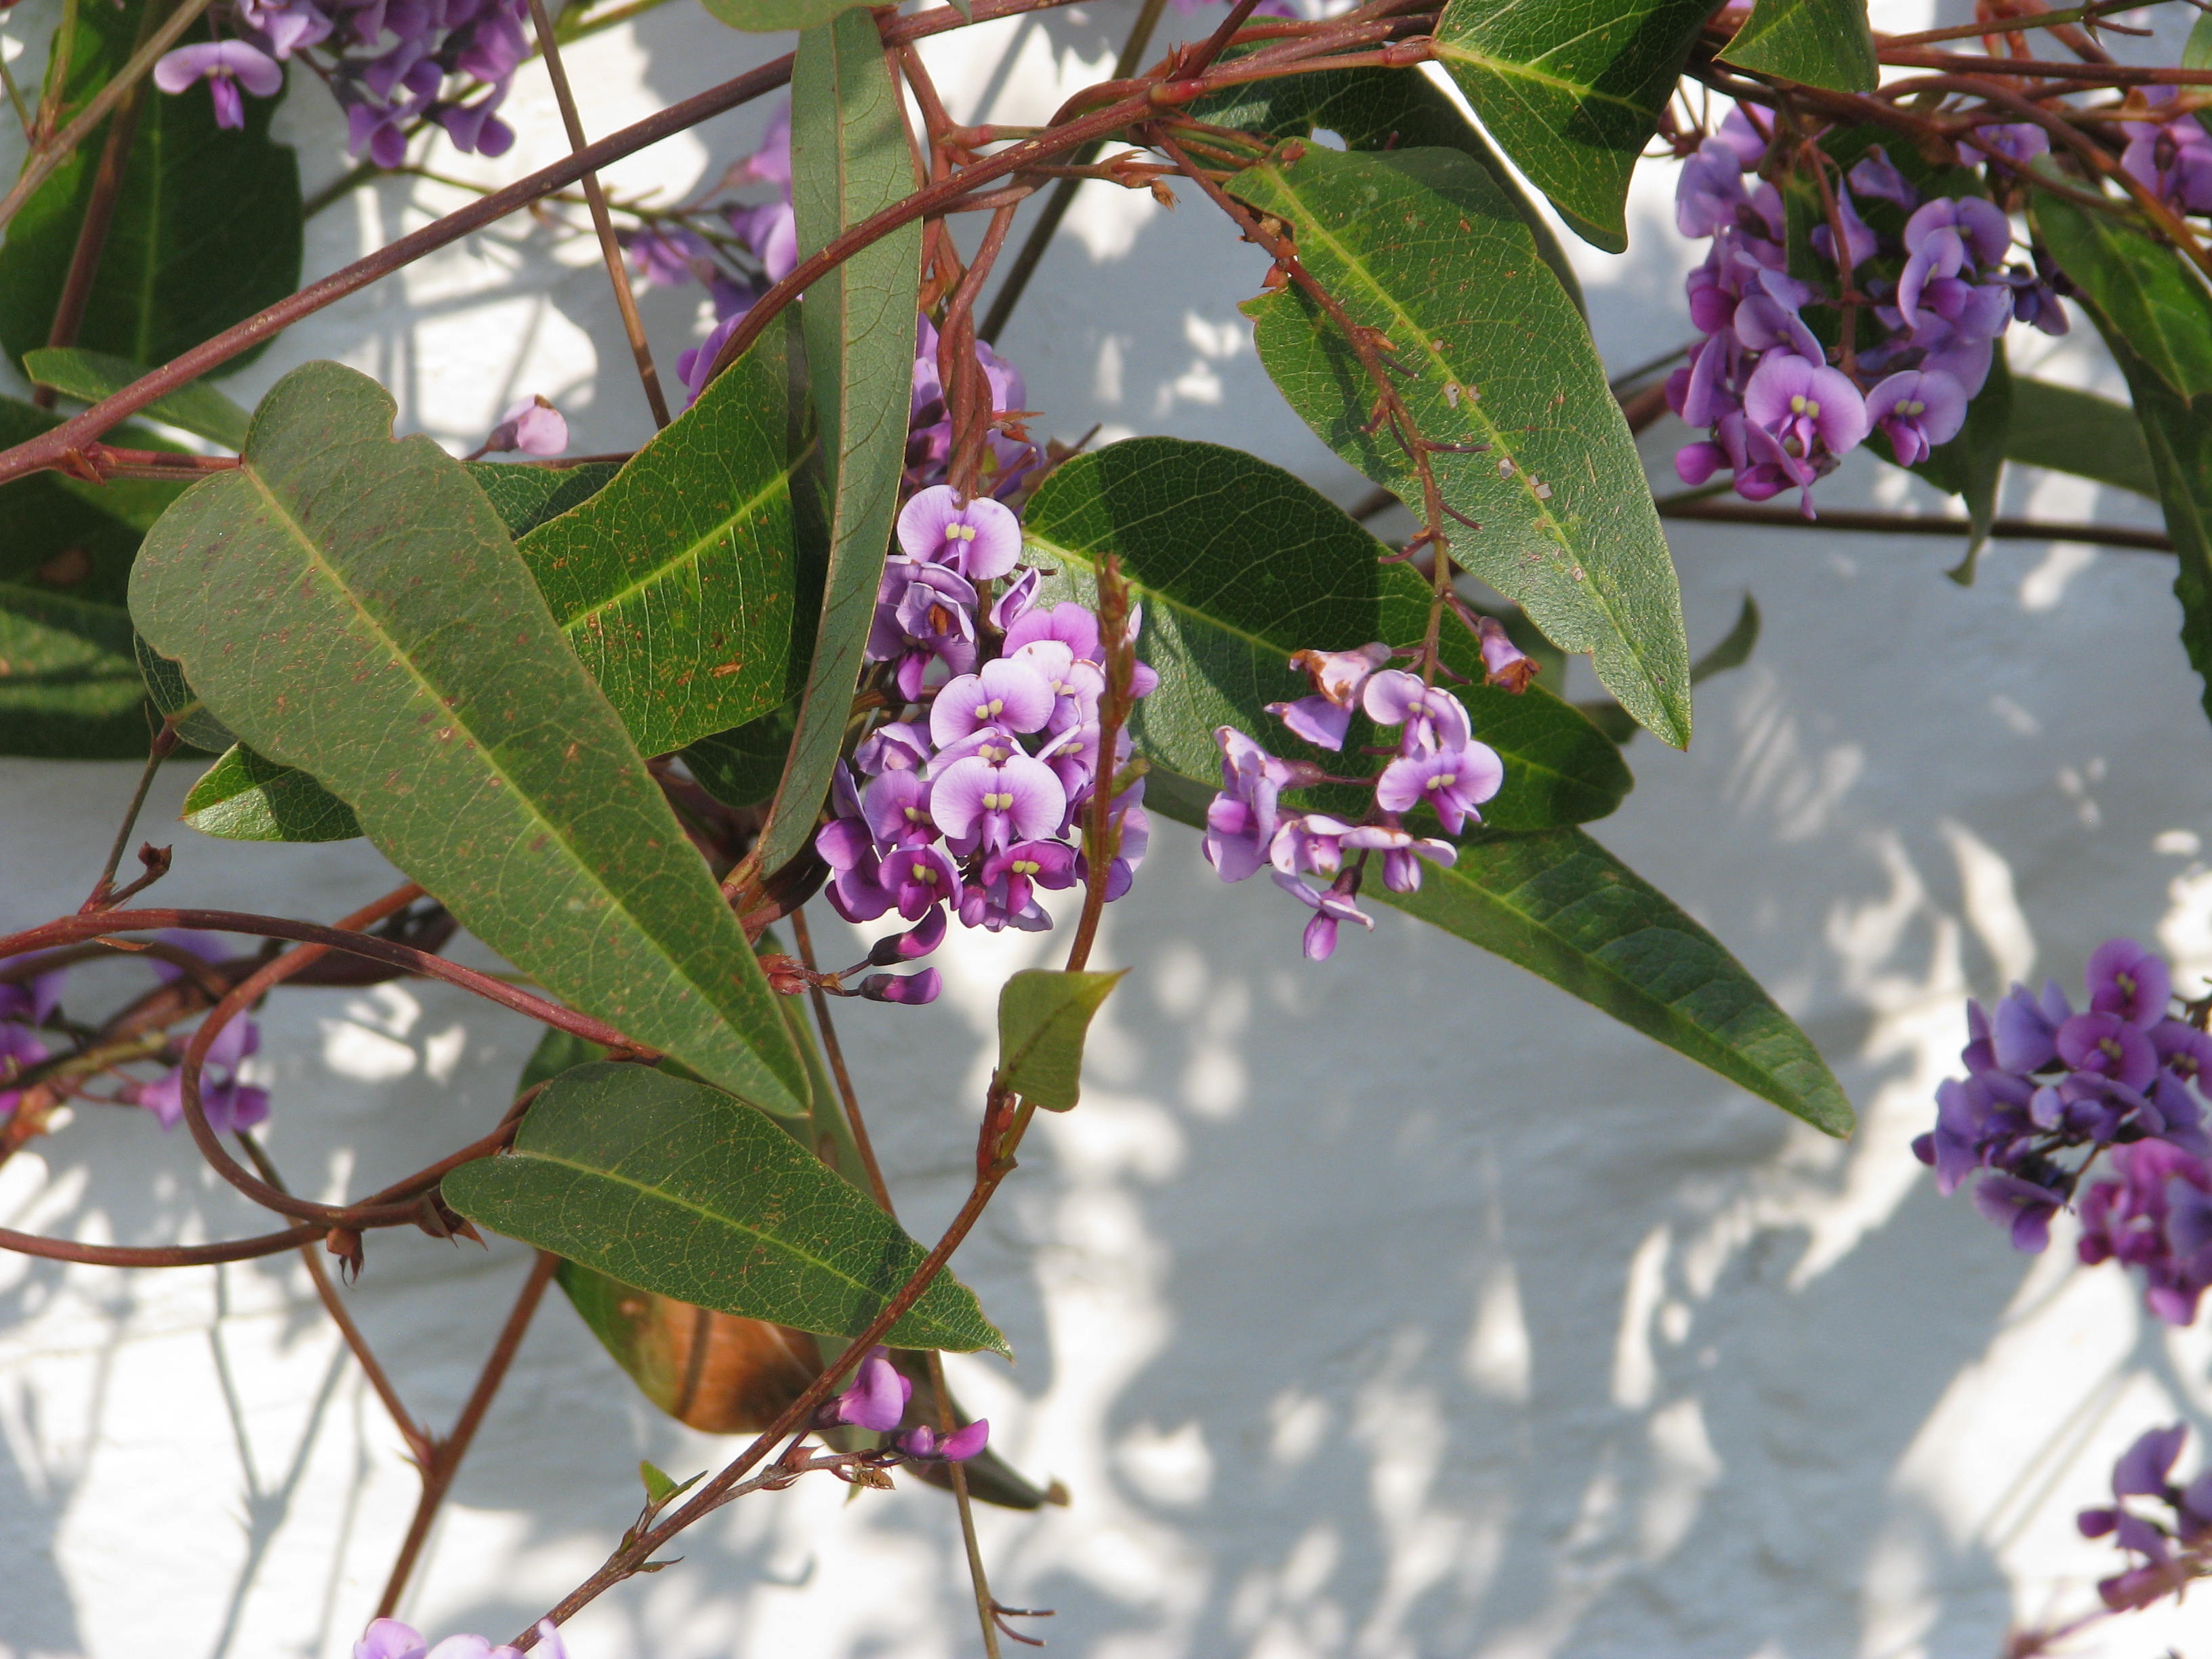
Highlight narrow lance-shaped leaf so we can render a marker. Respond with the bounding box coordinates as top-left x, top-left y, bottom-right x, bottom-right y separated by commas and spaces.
129, 361, 809, 1113
1719, 0, 1879, 94
1023, 436, 1633, 830
24, 347, 251, 449
1577, 594, 1760, 745
0, 0, 302, 375
2031, 192, 2212, 401
755, 8, 924, 874
997, 970, 1124, 1111
1142, 771, 1853, 1136
1915, 342, 2011, 586
1233, 144, 1693, 745
518, 318, 817, 757
444, 1061, 1008, 1353
699, 0, 858, 31
1190, 62, 1584, 318
2005, 377, 2157, 499
1432, 0, 1711, 252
